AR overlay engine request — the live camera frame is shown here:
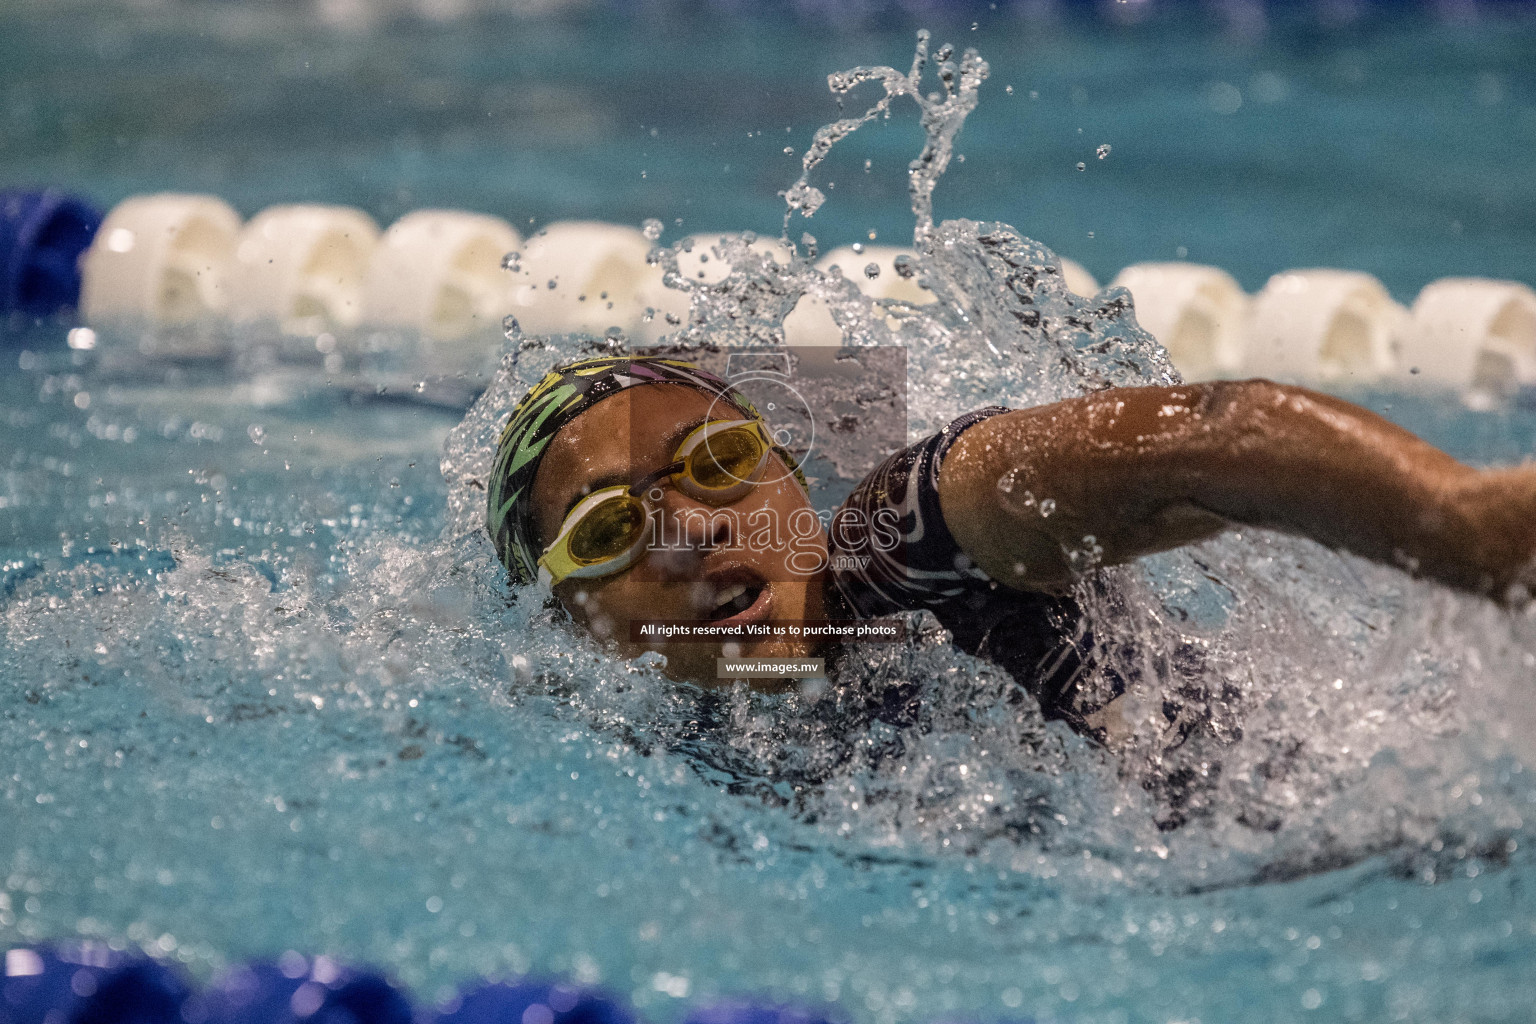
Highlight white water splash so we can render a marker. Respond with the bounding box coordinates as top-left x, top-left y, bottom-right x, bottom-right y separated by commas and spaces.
436, 32, 1536, 897
782, 29, 988, 246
